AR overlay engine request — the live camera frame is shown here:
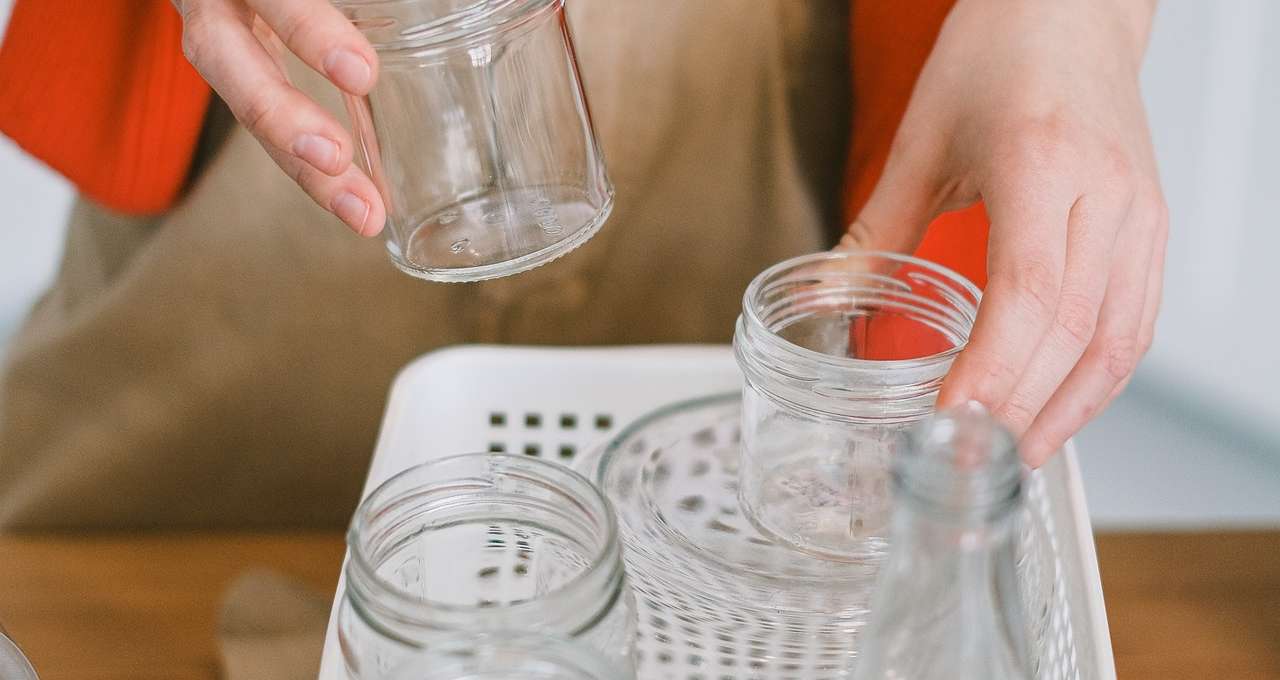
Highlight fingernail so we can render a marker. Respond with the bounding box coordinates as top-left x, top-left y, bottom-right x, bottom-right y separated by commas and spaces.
324, 49, 372, 93
292, 134, 340, 173
333, 192, 370, 233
